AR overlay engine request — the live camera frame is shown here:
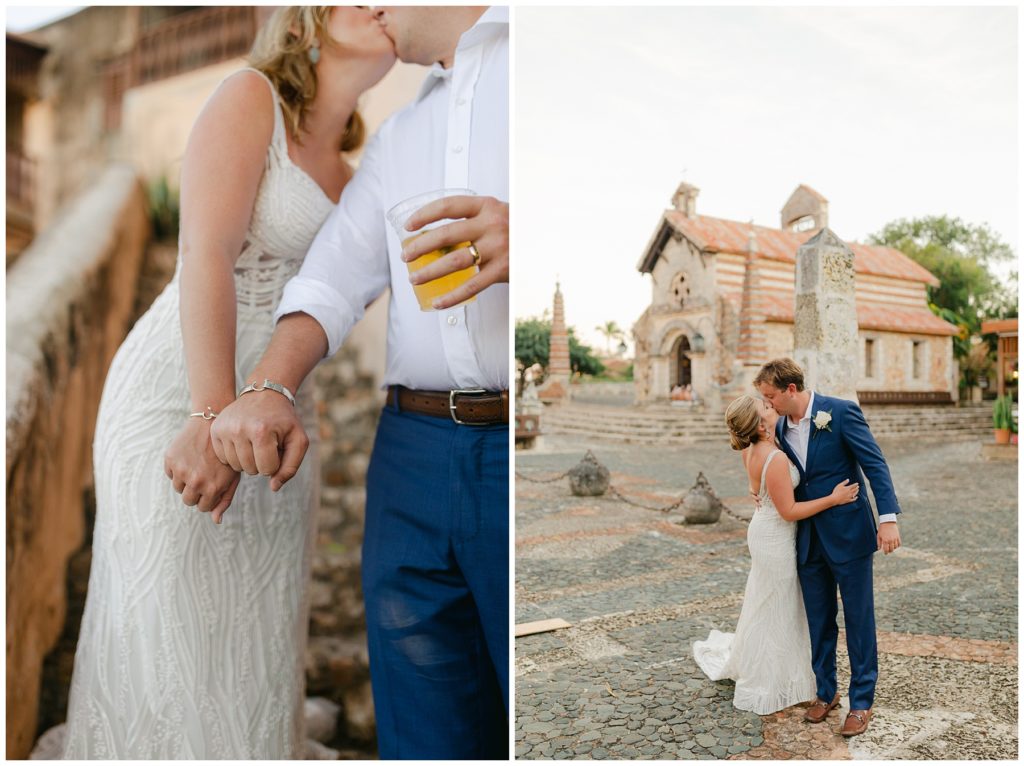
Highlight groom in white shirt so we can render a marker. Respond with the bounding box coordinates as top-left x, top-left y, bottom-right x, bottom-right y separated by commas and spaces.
206, 7, 509, 759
